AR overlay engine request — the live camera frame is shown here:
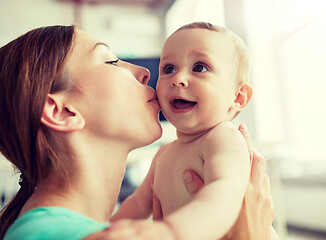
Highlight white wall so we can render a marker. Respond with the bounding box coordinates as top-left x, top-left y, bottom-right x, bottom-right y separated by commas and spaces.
0, 0, 74, 46
166, 0, 225, 36
82, 4, 163, 57
0, 0, 164, 58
